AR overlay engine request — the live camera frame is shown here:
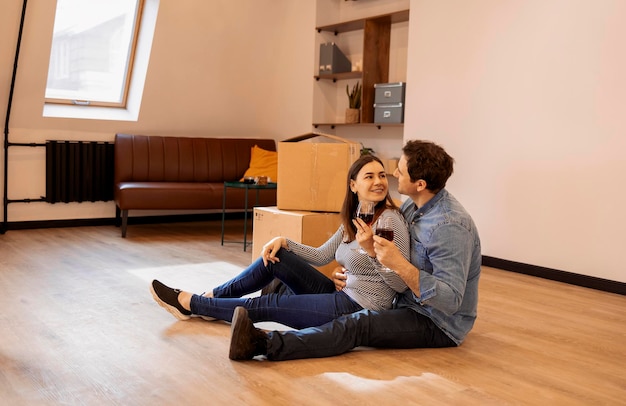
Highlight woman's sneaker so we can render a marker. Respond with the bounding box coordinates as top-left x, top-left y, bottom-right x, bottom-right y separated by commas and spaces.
150, 280, 192, 320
